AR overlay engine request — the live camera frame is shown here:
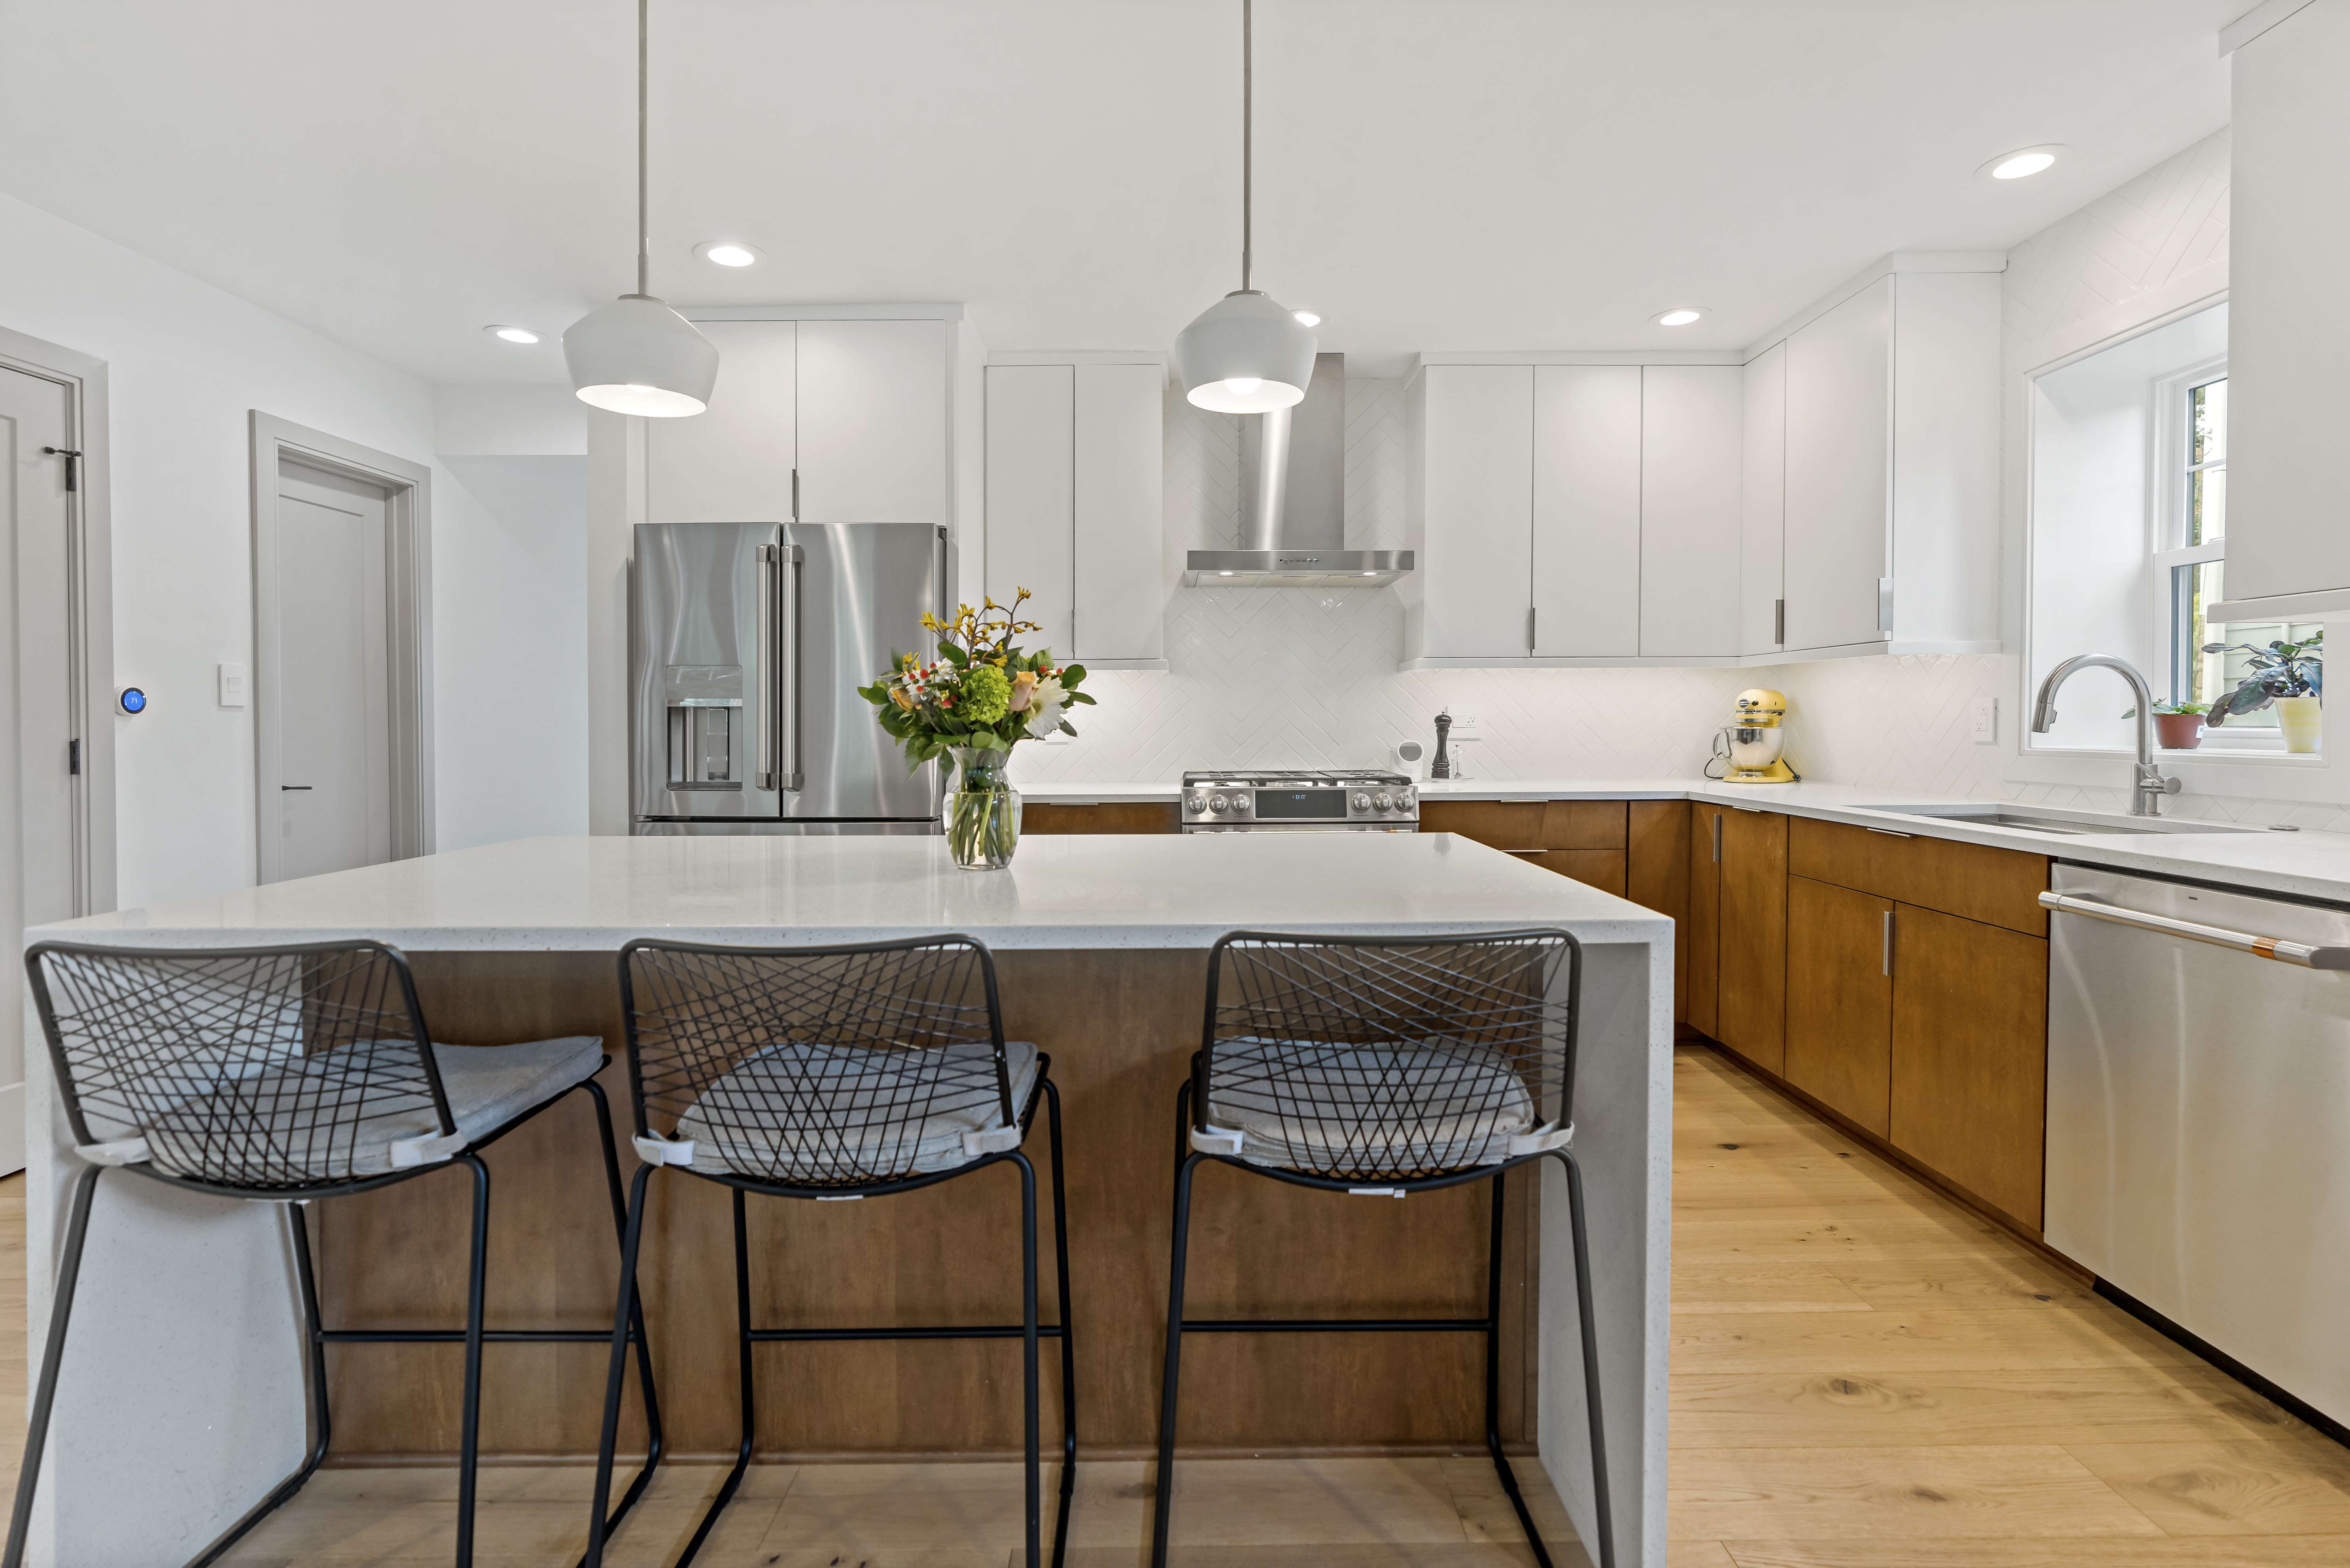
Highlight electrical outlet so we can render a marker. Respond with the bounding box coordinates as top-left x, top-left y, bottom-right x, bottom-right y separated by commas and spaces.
1970, 696, 1996, 743
1448, 713, 1481, 737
